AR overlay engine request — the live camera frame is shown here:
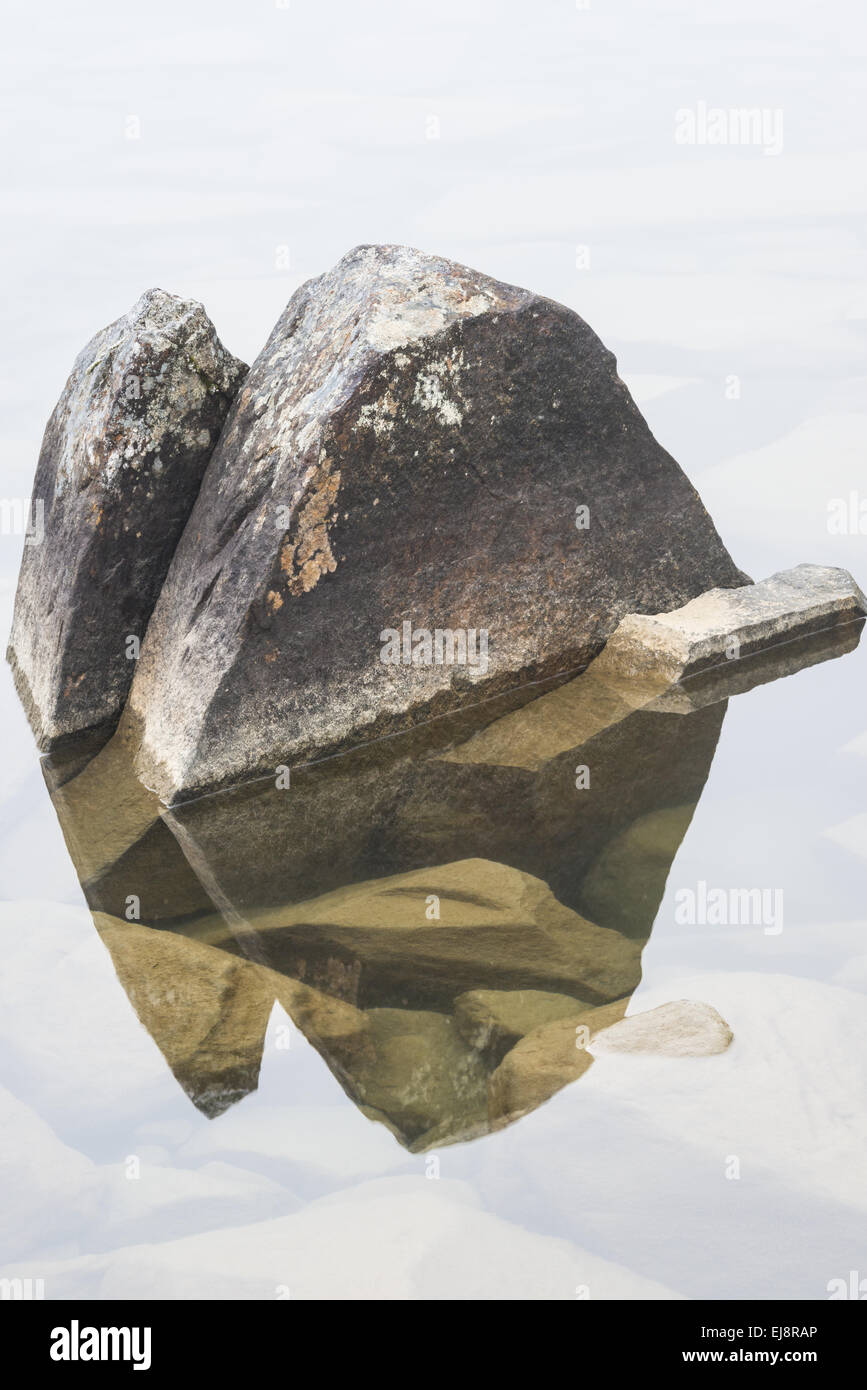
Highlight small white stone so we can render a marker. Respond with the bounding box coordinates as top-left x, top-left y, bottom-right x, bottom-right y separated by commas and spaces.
590, 1000, 733, 1058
